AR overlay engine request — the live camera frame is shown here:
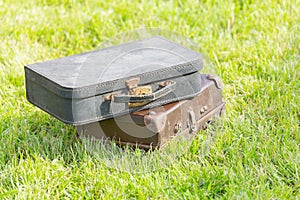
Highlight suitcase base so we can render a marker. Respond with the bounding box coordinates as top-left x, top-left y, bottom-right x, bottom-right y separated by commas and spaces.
113, 102, 225, 149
